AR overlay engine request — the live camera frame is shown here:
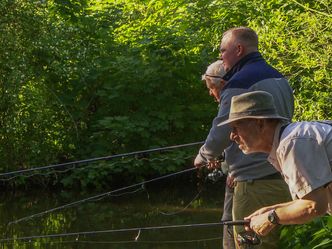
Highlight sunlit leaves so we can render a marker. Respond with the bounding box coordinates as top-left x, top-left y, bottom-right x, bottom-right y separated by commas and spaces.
0, 0, 331, 192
